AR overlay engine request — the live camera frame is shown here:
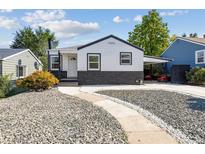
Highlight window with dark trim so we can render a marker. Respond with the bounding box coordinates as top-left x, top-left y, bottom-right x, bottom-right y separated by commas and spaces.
50, 55, 59, 70
120, 52, 132, 65
87, 53, 101, 71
